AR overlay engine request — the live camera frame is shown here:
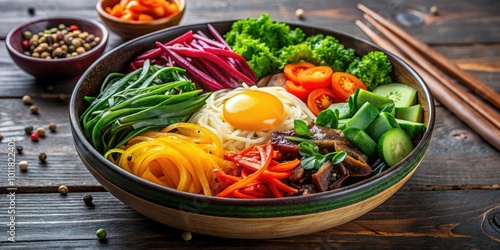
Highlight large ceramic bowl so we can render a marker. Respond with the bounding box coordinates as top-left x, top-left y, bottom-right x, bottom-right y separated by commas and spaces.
70, 20, 435, 239
6, 16, 108, 82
